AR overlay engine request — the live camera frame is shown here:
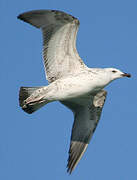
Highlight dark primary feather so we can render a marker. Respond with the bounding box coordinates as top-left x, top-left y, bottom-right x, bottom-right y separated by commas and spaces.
17, 10, 79, 28
17, 10, 86, 83
61, 90, 107, 173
